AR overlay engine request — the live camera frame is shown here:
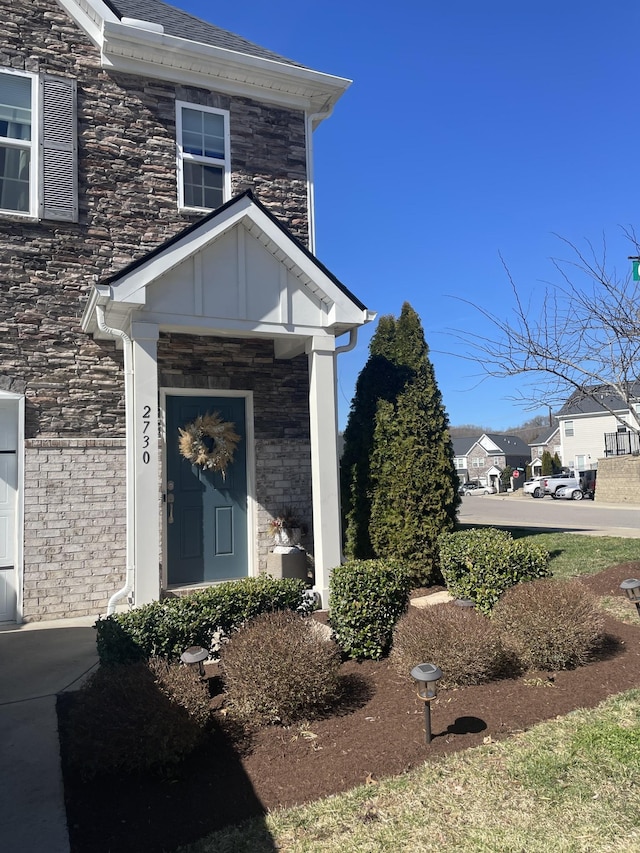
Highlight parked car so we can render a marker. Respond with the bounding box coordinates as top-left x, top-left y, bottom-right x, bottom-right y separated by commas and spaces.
458, 480, 481, 495
523, 476, 545, 498
554, 485, 584, 501
543, 473, 579, 497
579, 470, 597, 499
464, 484, 496, 496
